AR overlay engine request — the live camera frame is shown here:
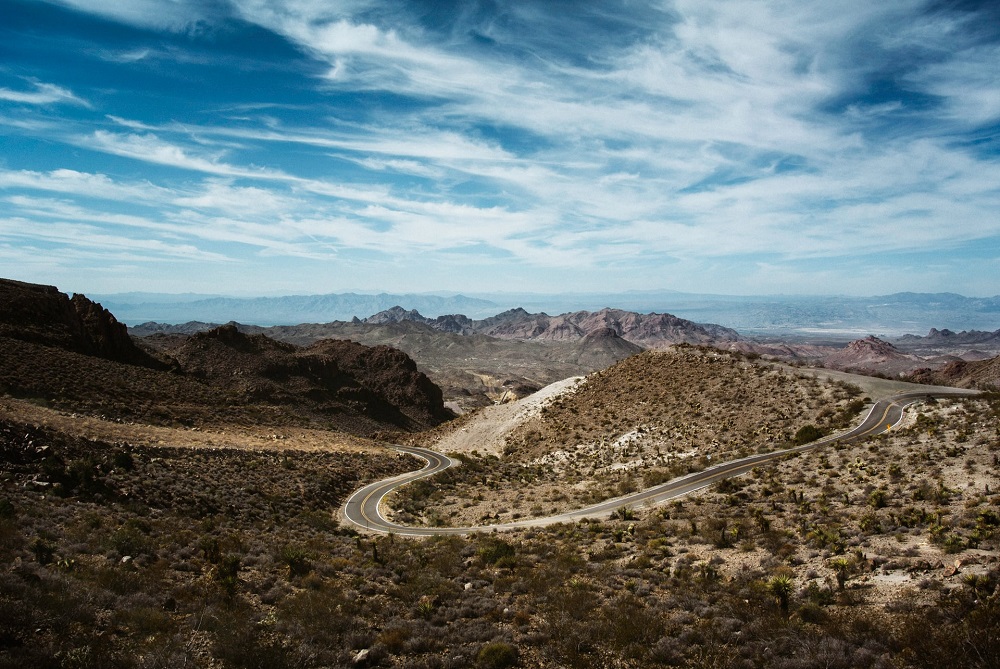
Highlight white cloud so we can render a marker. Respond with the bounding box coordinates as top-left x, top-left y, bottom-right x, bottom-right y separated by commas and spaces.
908, 44, 1000, 126
0, 81, 90, 107
0, 168, 168, 203
41, 0, 215, 31
6, 0, 1000, 296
